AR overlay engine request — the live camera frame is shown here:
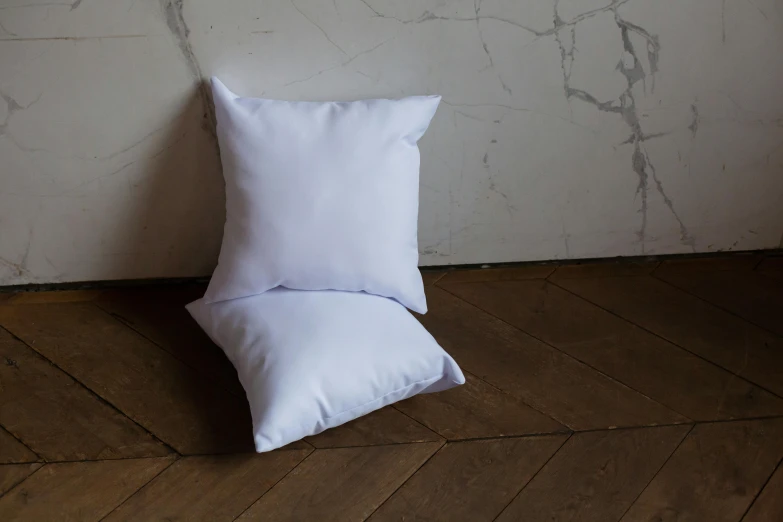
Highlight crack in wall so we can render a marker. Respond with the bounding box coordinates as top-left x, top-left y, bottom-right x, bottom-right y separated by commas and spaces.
0, 90, 41, 137
472, 0, 513, 96
283, 35, 396, 87
553, 1, 695, 253
0, 1, 83, 12
689, 102, 699, 137
160, 0, 216, 139
290, 0, 347, 56
358, 0, 631, 38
